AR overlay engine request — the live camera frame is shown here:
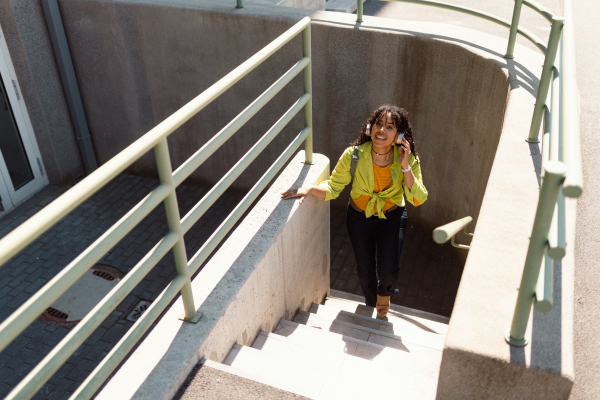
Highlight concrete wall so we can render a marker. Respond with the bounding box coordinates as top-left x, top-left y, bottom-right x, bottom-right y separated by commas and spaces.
96, 151, 330, 400
0, 0, 84, 185
57, 0, 508, 246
